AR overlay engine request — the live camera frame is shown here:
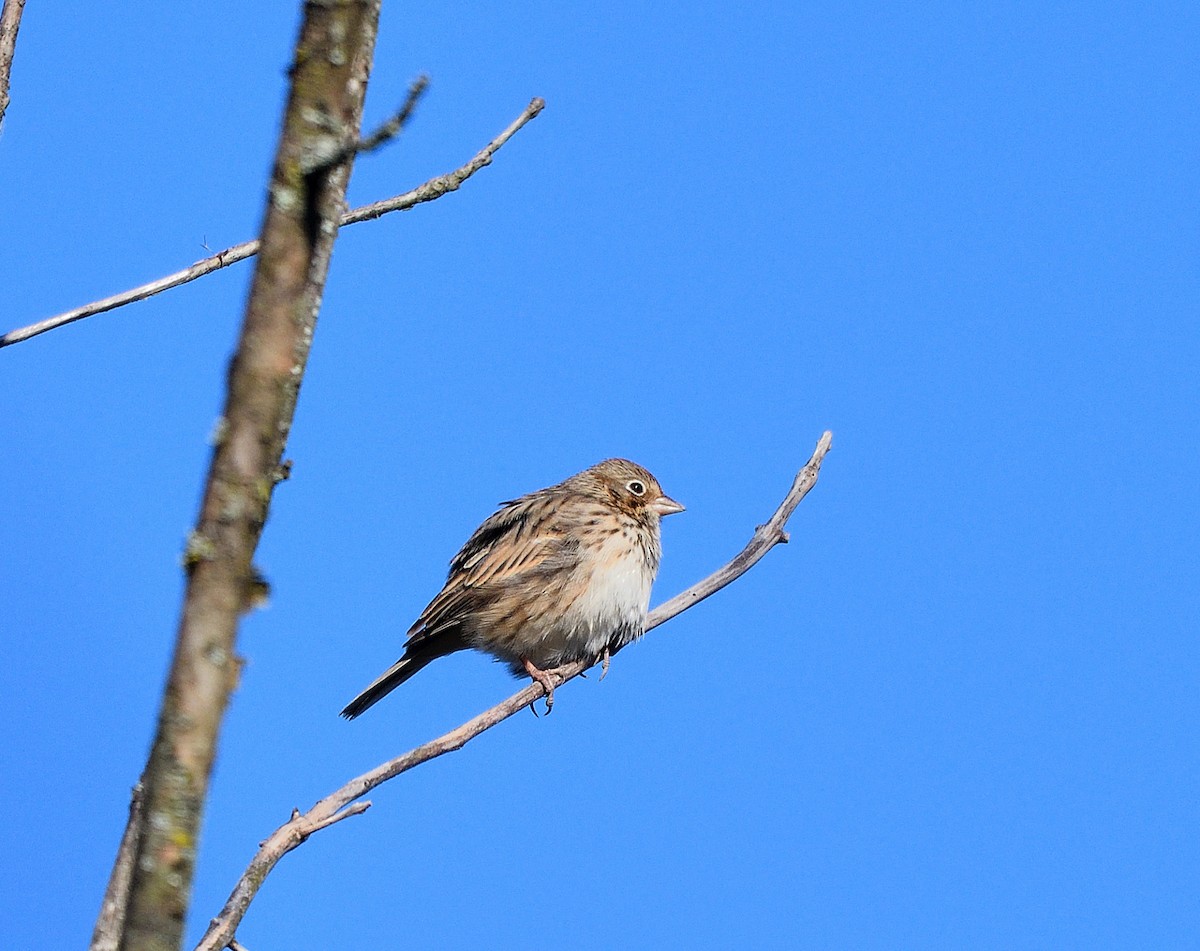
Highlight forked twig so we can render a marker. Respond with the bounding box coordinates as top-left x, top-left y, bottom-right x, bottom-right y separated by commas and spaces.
0, 97, 545, 348
195, 431, 833, 951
